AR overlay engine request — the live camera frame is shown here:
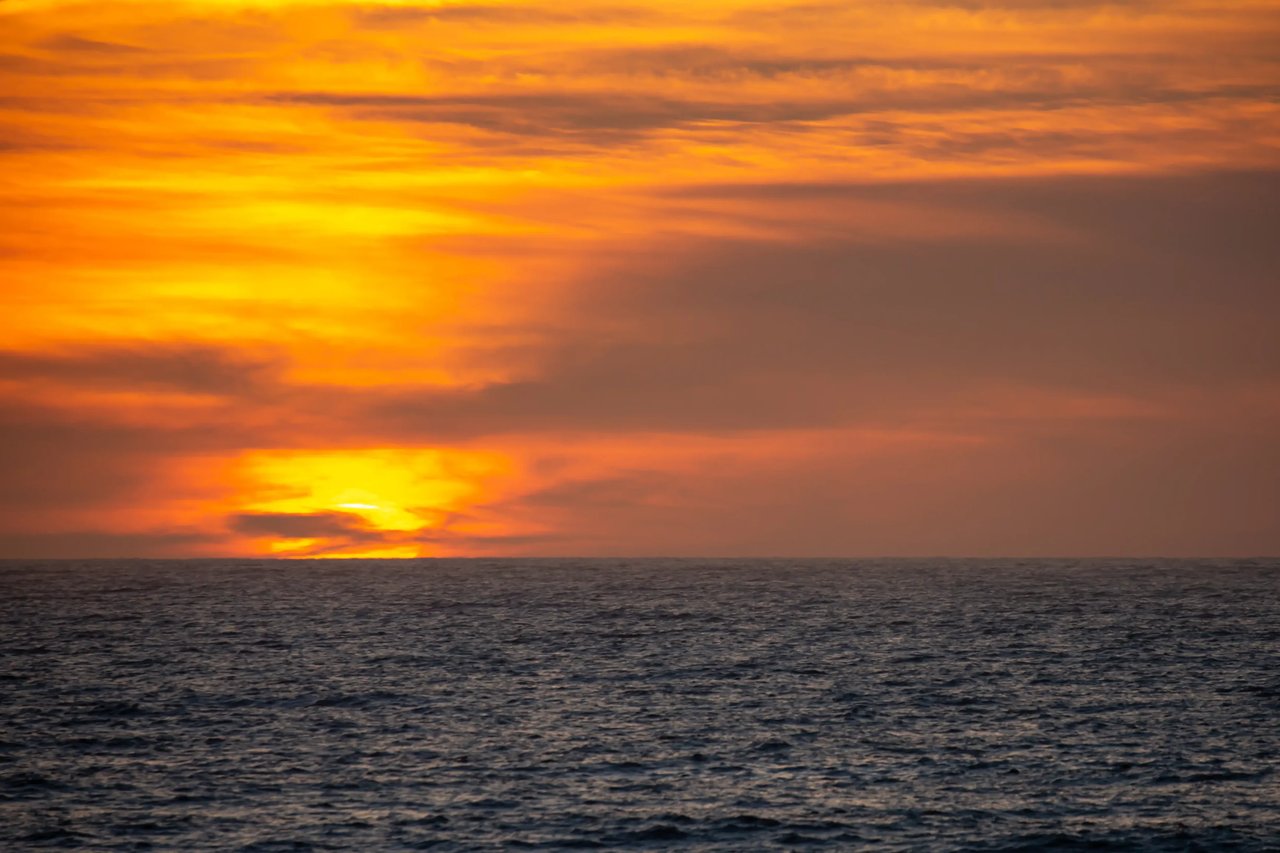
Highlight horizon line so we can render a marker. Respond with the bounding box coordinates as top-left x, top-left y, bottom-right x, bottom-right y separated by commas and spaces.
2, 554, 1277, 562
